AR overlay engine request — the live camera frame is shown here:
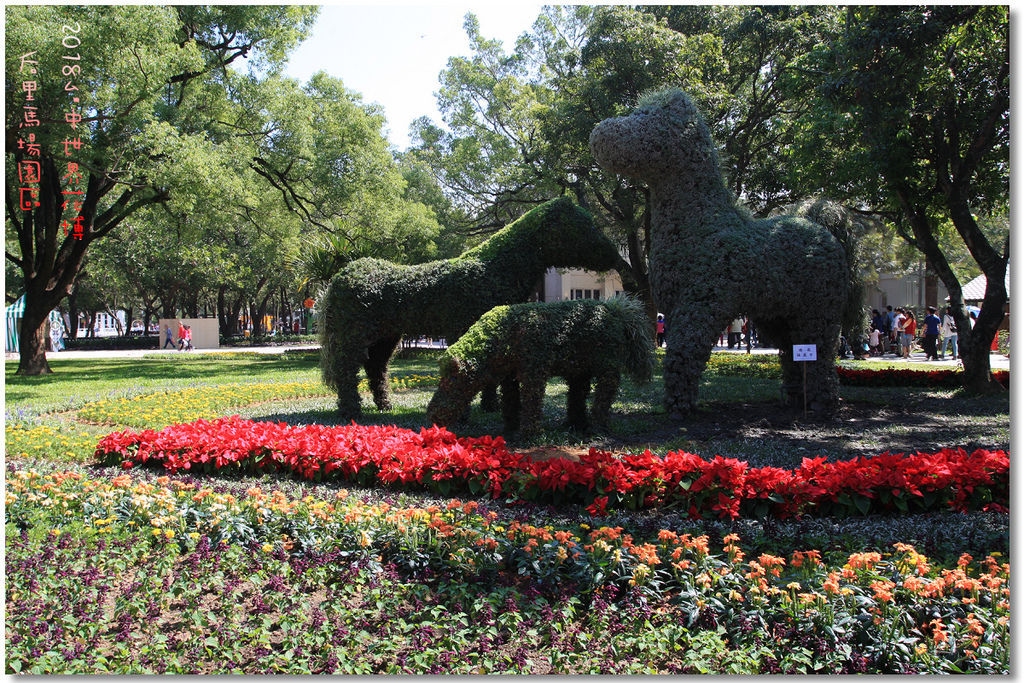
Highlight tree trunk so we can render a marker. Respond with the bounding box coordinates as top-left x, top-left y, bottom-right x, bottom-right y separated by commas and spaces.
217, 286, 229, 336
16, 300, 54, 375
67, 289, 80, 340
255, 291, 272, 337
229, 294, 245, 337
894, 185, 1007, 394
